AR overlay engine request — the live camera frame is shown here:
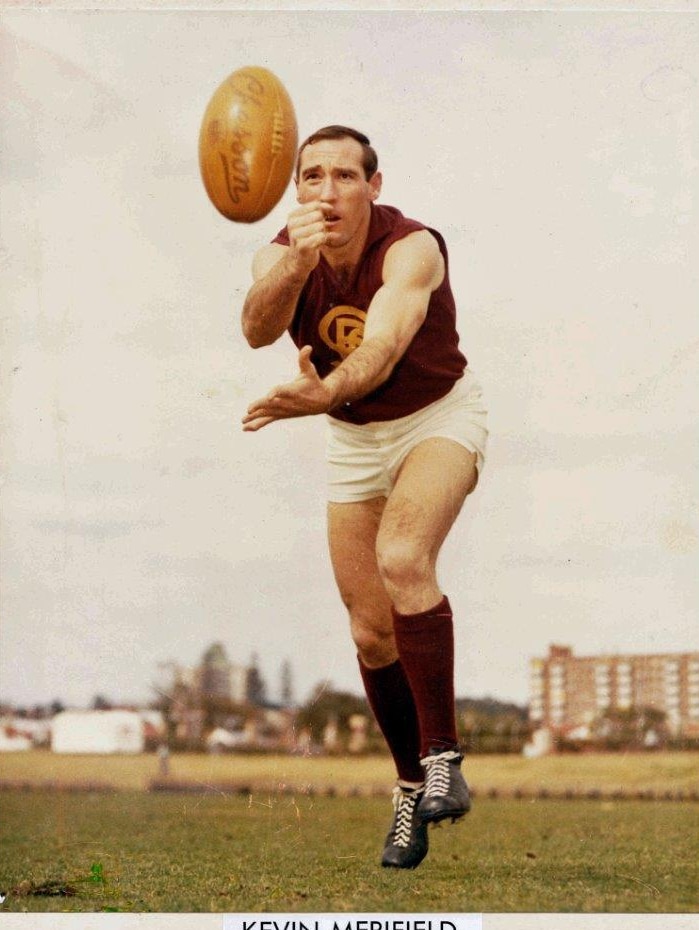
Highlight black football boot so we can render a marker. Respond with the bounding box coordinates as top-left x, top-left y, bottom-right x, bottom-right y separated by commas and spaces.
381, 786, 429, 869
417, 747, 472, 824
